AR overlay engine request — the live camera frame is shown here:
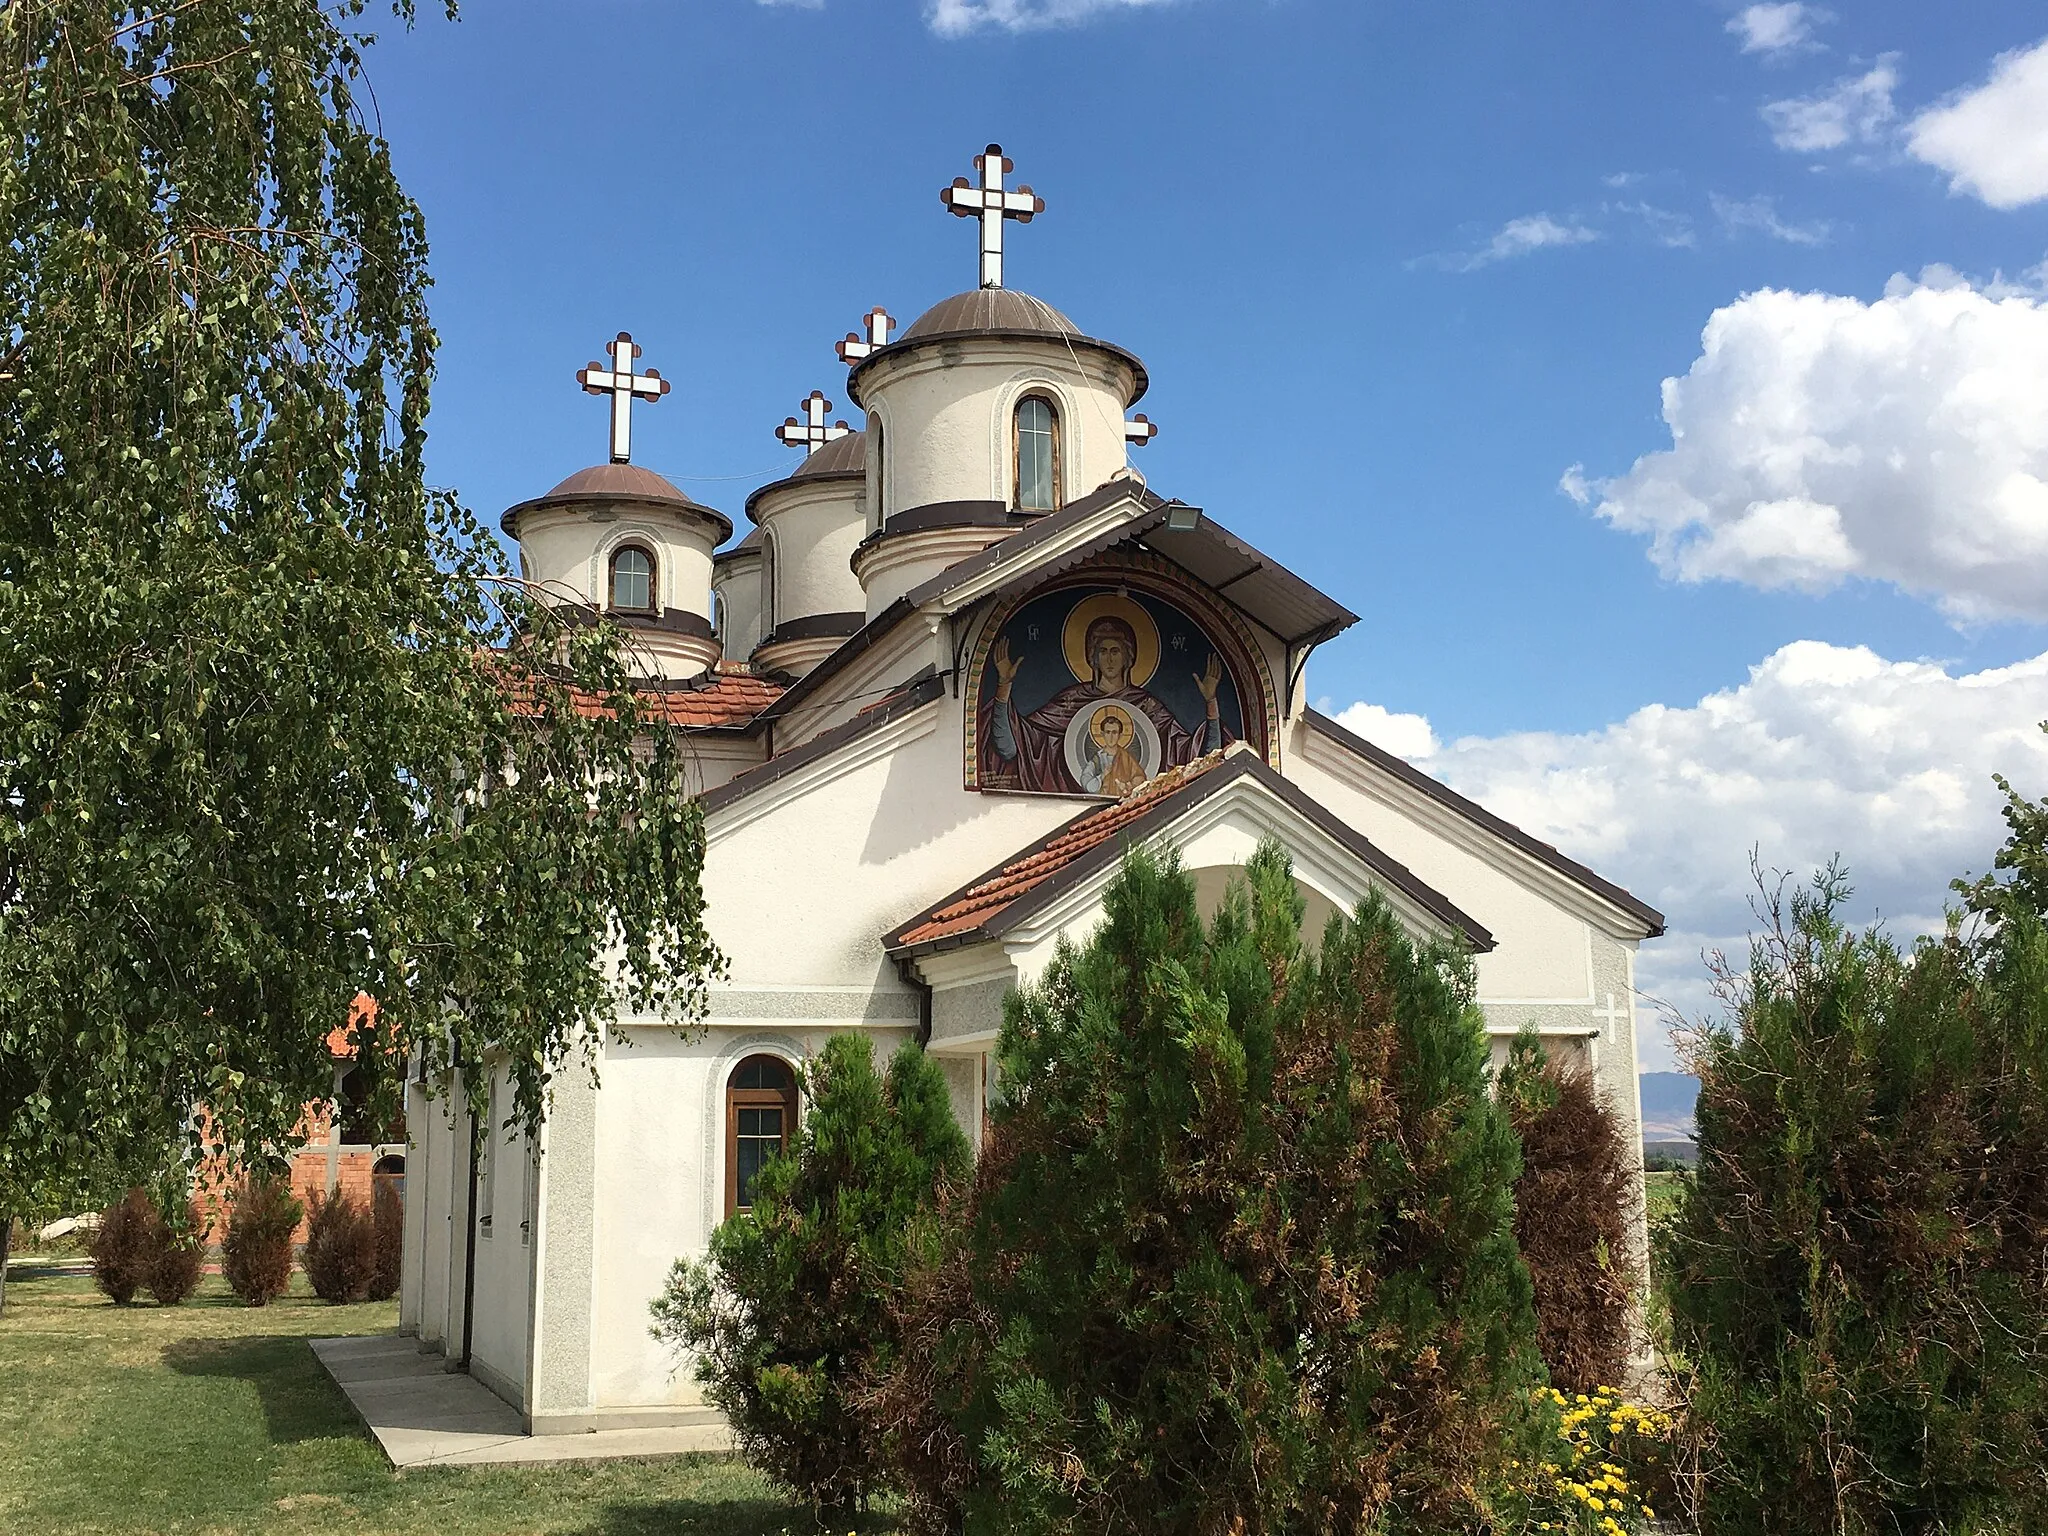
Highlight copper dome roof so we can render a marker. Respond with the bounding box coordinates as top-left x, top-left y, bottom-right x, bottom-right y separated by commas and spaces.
745, 429, 867, 522
851, 290, 1147, 407
900, 289, 1081, 341
501, 461, 733, 541
791, 428, 866, 479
